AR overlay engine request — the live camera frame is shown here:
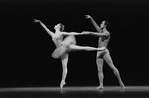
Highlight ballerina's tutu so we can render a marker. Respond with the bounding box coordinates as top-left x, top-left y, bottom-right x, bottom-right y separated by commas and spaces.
52, 35, 76, 58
